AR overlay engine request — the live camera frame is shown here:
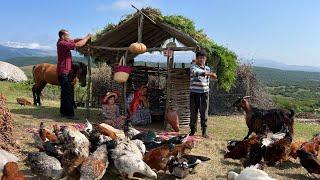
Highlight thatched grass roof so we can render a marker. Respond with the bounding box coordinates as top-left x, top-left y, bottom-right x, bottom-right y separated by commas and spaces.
78, 8, 198, 64
79, 7, 238, 91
